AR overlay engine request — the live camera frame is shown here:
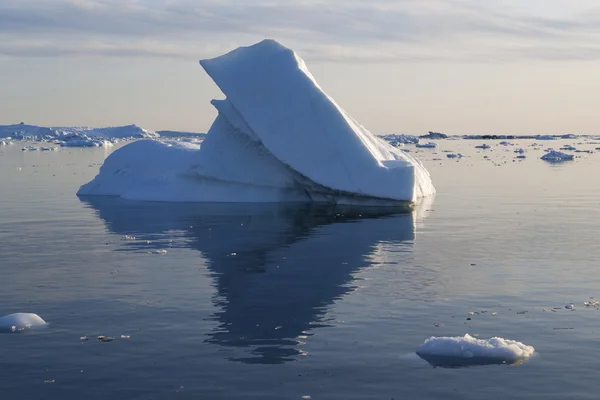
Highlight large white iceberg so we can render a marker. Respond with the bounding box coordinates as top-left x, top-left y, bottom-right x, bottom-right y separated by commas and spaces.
79, 40, 434, 205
